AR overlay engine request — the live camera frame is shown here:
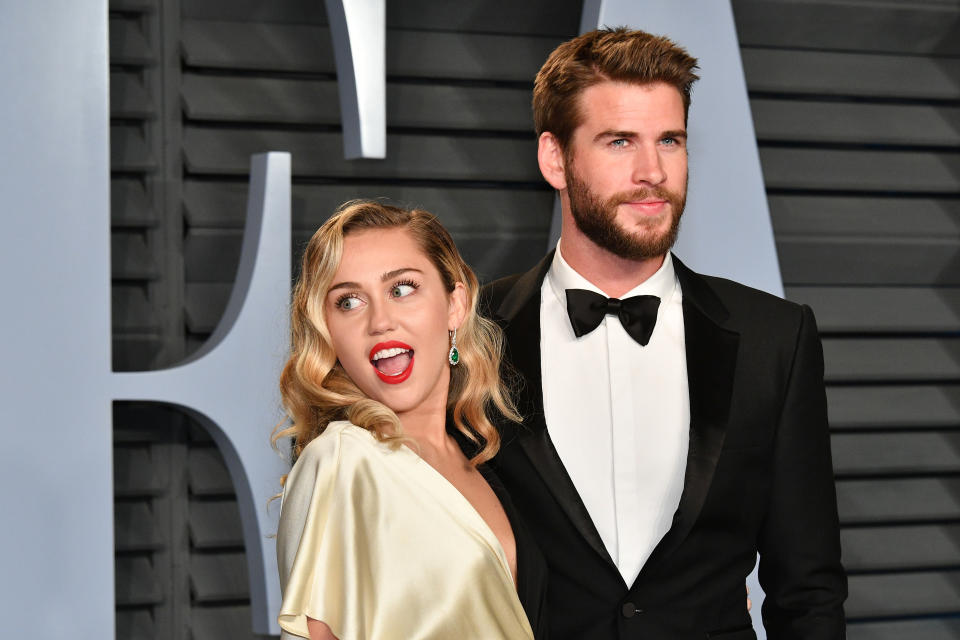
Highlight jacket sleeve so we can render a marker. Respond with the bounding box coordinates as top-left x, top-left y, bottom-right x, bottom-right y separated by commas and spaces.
758, 304, 848, 639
